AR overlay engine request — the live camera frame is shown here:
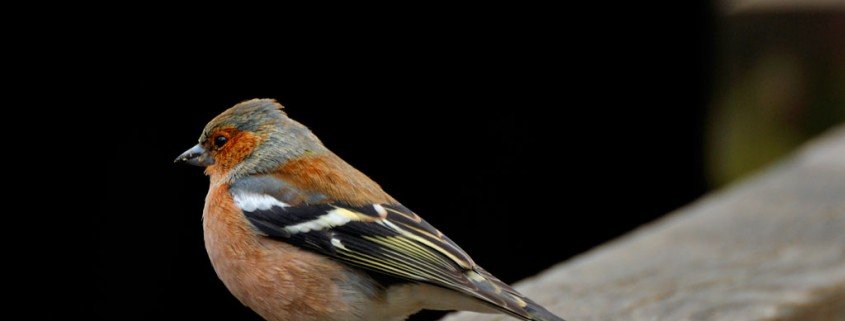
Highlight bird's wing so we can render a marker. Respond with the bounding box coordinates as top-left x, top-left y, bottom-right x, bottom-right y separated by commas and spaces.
234, 192, 552, 320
